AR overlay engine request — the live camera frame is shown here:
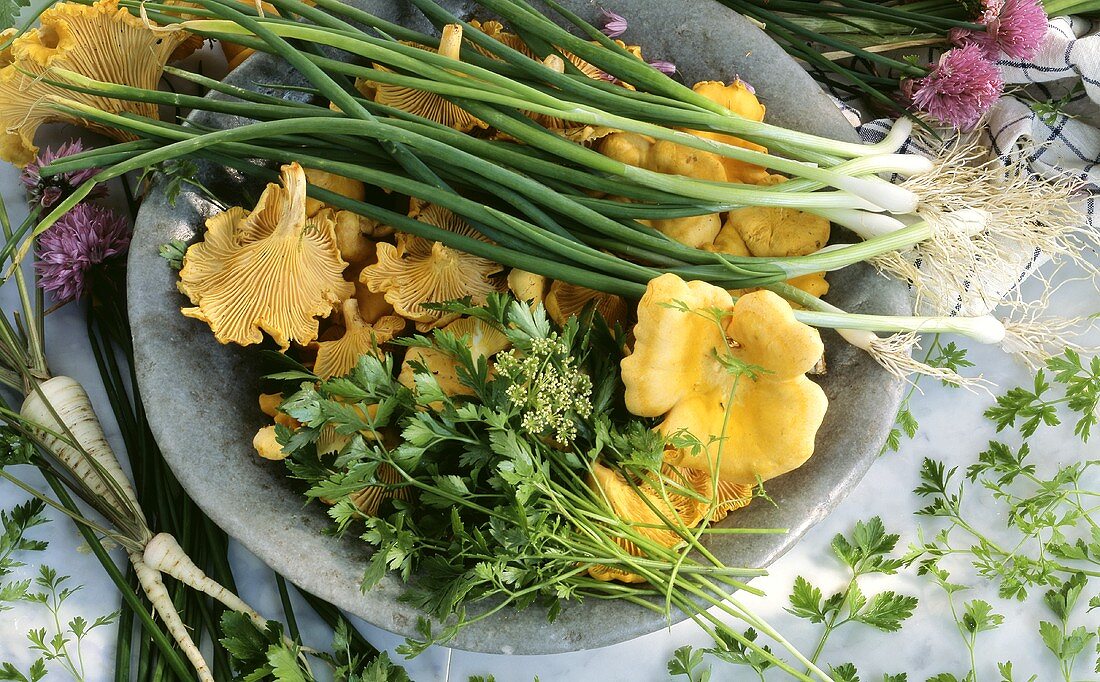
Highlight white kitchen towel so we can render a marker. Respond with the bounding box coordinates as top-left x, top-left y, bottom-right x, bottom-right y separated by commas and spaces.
825, 16, 1100, 315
